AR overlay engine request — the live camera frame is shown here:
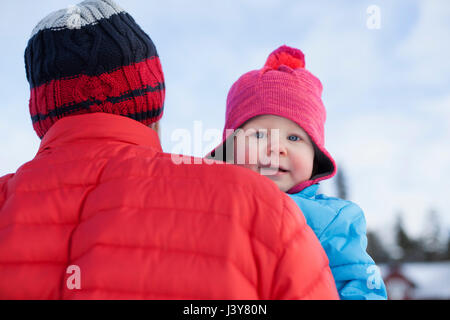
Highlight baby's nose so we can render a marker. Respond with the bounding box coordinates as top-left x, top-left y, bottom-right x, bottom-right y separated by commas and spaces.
267, 138, 287, 156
